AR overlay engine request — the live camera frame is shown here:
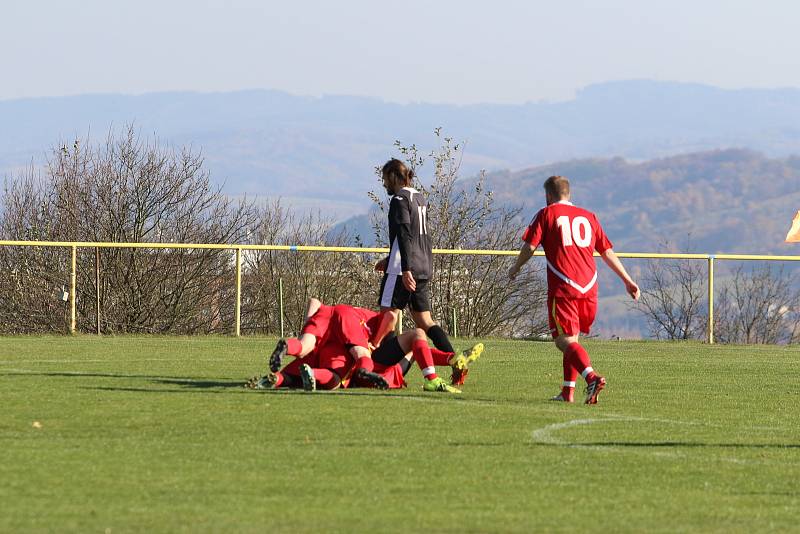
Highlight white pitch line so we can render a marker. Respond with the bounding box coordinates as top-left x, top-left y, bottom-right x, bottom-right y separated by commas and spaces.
529, 416, 780, 465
